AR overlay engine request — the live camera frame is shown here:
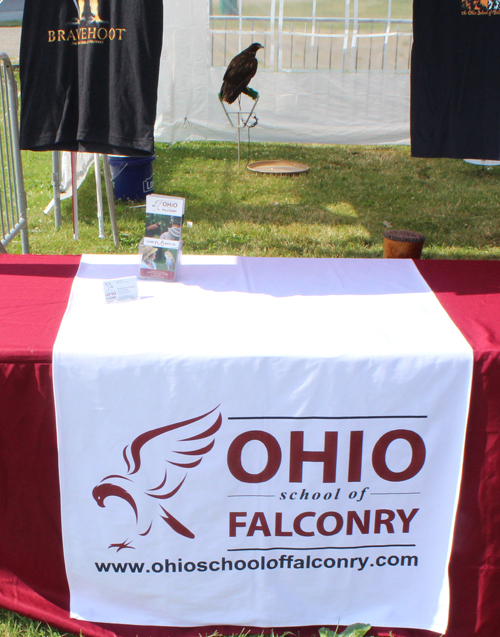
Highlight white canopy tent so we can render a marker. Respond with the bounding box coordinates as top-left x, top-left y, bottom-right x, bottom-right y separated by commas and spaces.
155, 0, 412, 145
